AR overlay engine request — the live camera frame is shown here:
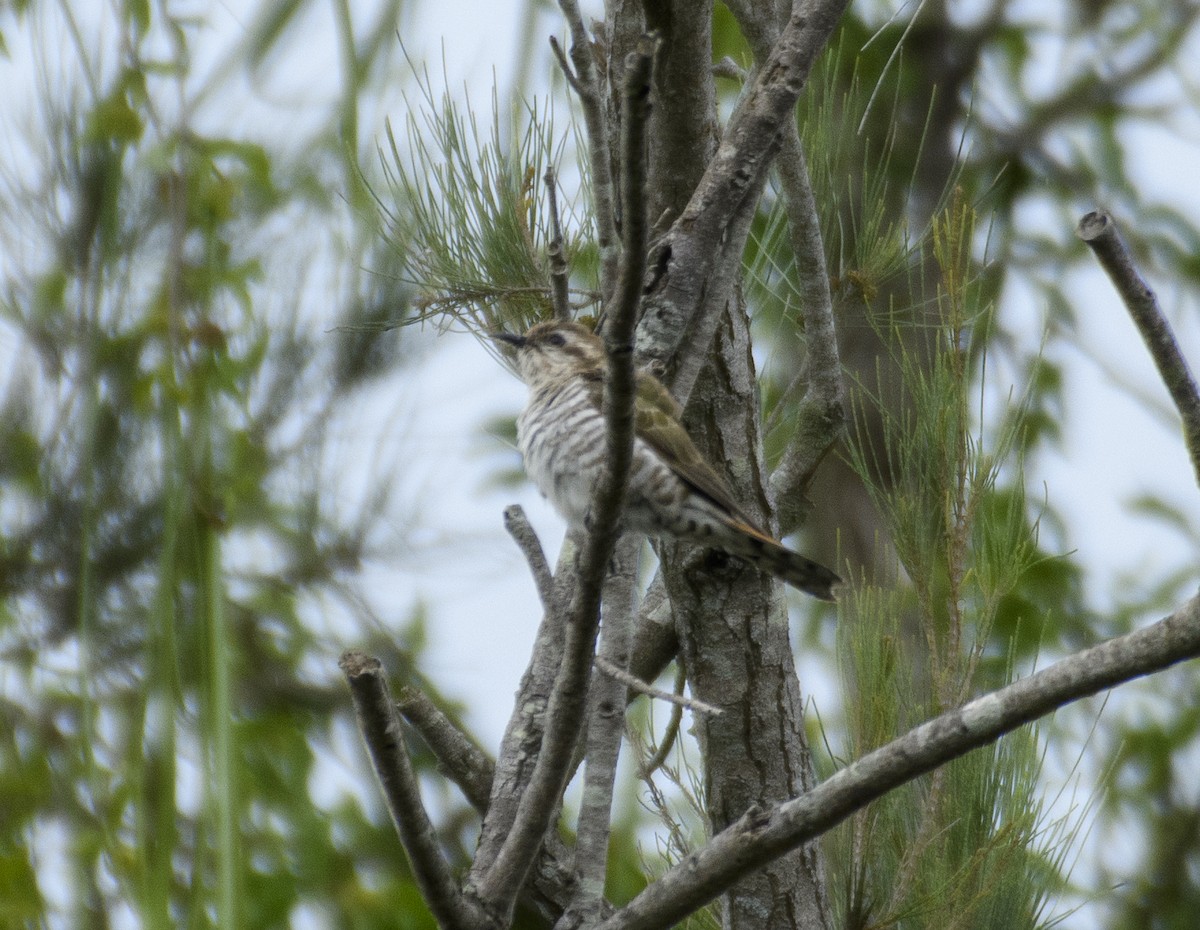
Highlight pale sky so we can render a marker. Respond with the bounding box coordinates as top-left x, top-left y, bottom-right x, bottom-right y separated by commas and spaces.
3, 1, 1199, 926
